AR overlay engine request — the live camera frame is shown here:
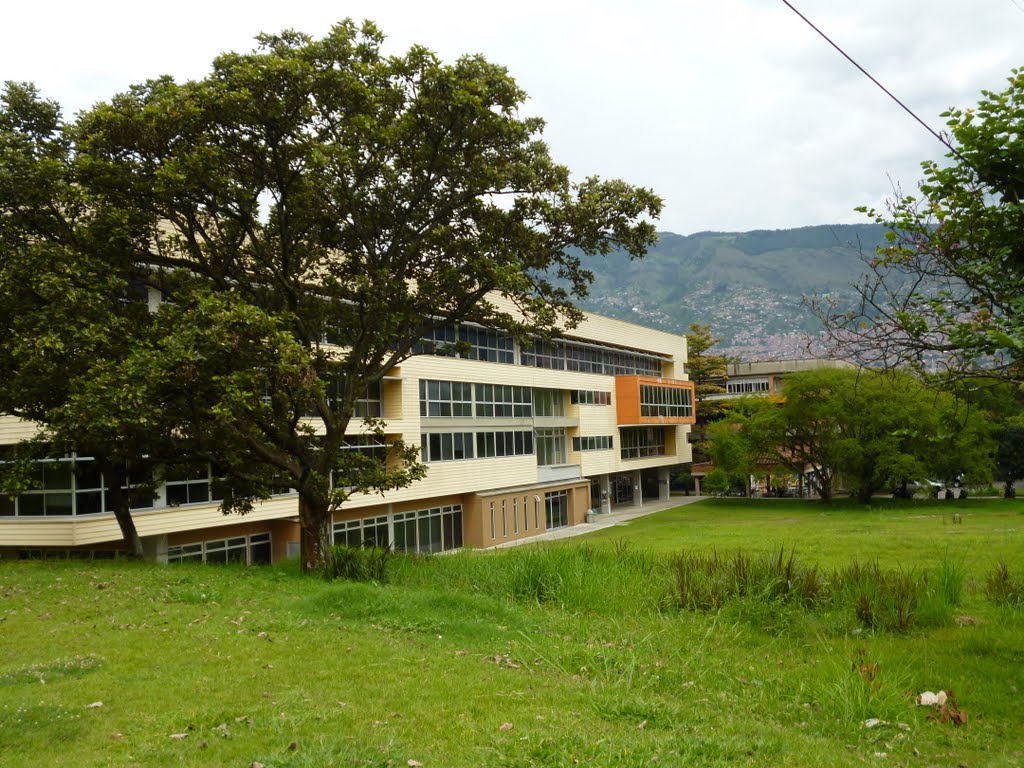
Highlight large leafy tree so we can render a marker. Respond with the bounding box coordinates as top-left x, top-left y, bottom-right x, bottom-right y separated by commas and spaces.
709, 368, 994, 503
0, 22, 661, 570
813, 68, 1024, 382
